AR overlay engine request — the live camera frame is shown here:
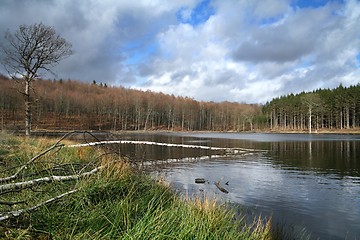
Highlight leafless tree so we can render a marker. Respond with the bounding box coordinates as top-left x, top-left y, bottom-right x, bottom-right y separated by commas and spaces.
1, 23, 73, 136
301, 93, 322, 134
